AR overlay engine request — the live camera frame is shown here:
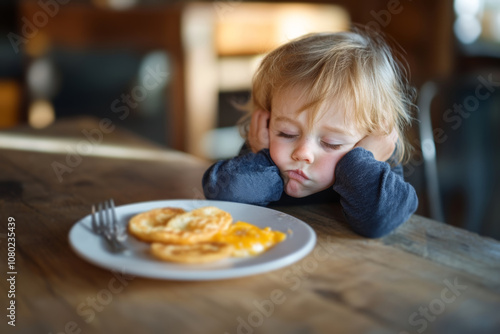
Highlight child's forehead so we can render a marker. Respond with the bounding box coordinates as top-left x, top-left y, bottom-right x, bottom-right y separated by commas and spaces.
271, 86, 315, 111
271, 87, 352, 123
